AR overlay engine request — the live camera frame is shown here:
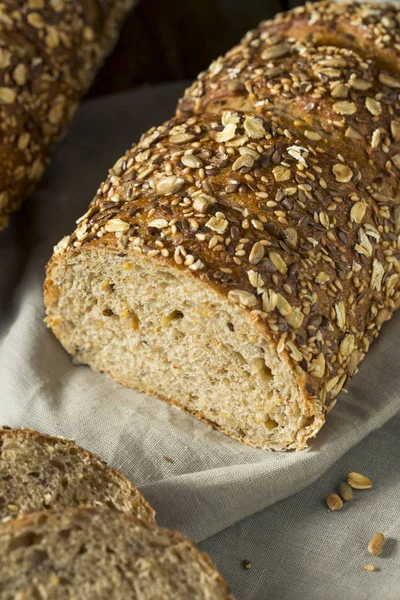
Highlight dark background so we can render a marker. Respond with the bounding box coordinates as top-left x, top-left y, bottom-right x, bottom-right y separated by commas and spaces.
91, 0, 310, 96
